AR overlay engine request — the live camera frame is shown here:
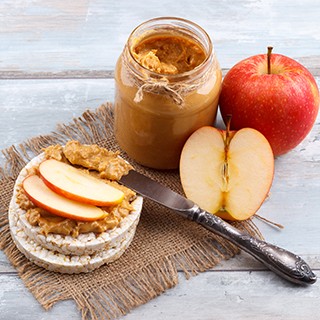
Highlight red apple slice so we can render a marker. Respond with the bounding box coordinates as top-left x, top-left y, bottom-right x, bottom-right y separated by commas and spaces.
23, 175, 107, 221
39, 159, 124, 206
180, 126, 274, 221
